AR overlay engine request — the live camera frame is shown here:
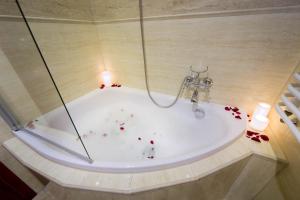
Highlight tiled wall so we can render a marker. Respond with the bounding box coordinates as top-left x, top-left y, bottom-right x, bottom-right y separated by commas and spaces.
95, 1, 300, 113
19, 0, 92, 21
0, 0, 101, 193
0, 1, 104, 123
29, 22, 104, 103
91, 0, 300, 21
30, 155, 284, 200
2, 0, 300, 118
17, 0, 104, 108
94, 4, 300, 198
0, 0, 93, 21
0, 19, 66, 120
256, 63, 300, 199
0, 47, 41, 124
